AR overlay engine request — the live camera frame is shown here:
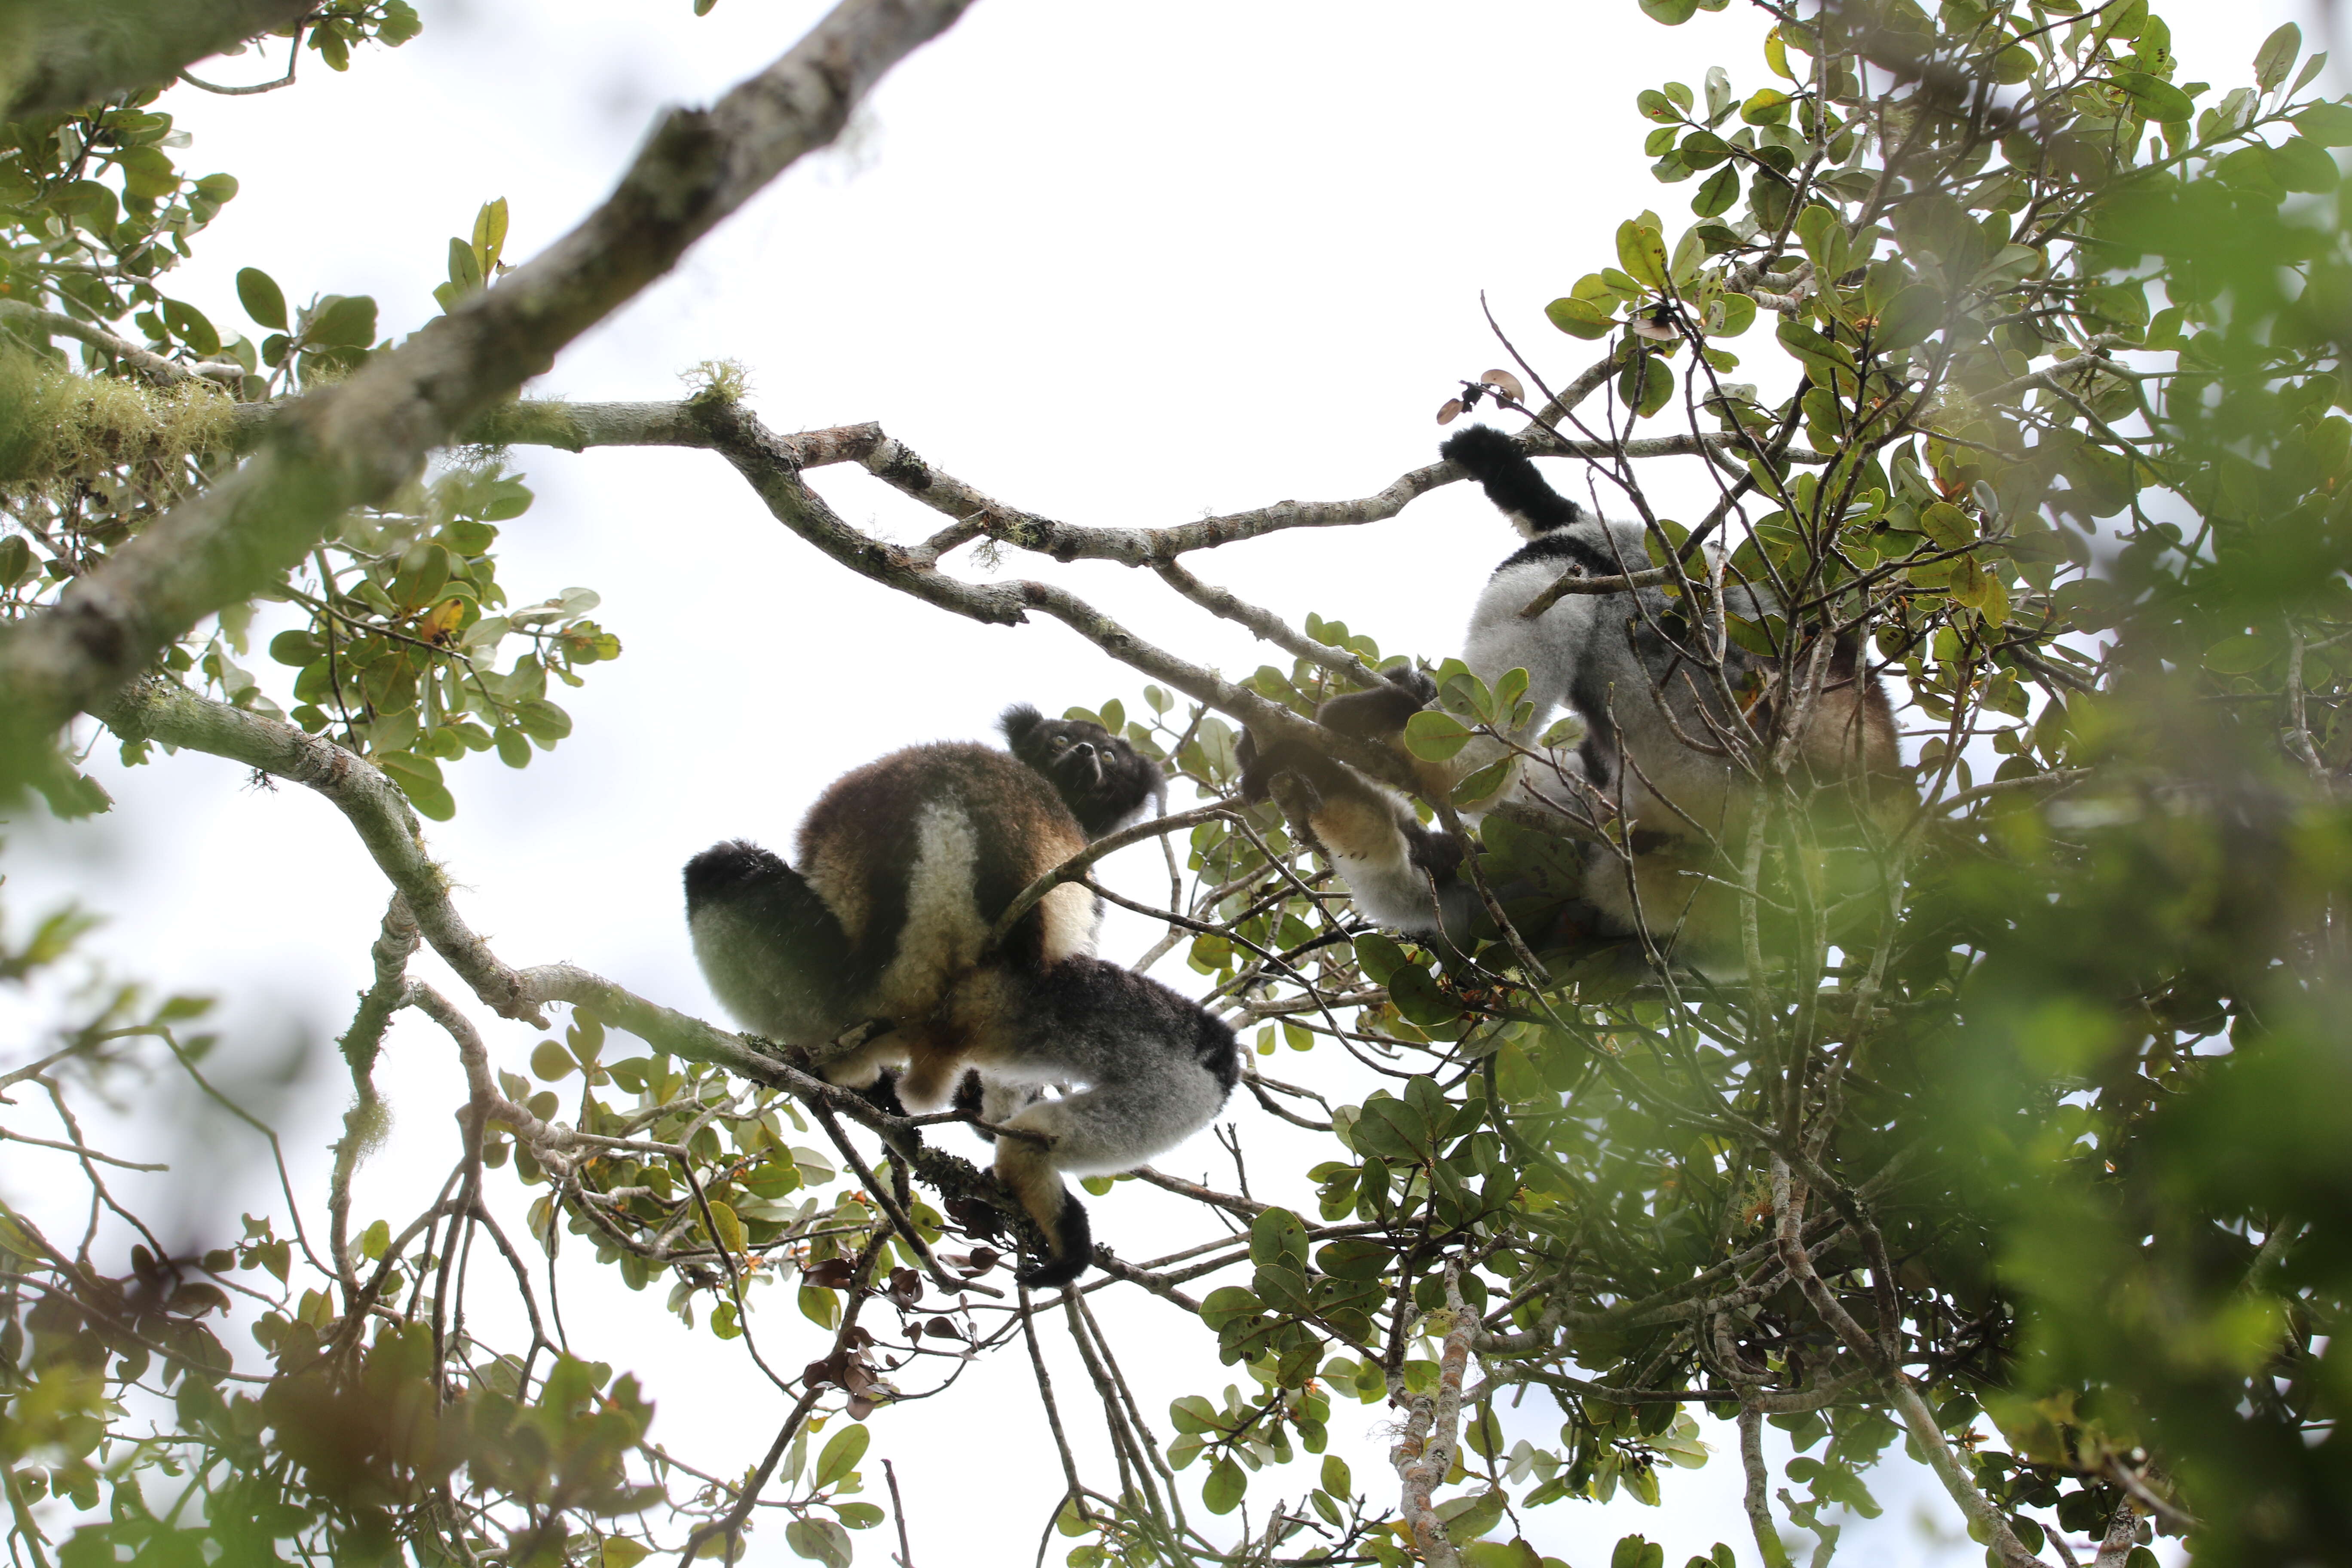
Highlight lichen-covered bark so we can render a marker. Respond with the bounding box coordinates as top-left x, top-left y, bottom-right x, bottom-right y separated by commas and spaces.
0, 0, 312, 119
